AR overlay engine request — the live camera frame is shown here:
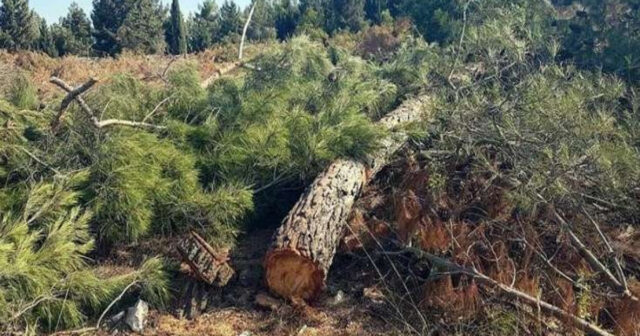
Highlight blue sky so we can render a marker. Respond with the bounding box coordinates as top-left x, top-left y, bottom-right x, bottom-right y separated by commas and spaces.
32, 0, 251, 24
